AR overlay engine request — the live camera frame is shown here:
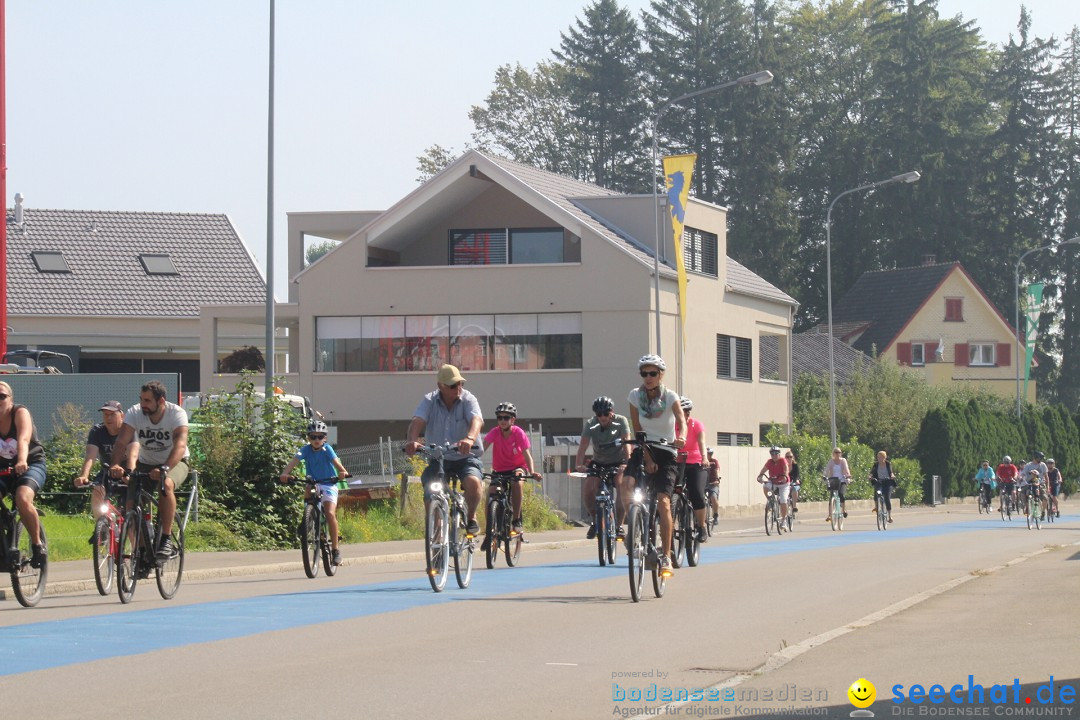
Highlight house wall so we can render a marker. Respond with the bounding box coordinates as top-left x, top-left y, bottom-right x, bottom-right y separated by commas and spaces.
882, 269, 1032, 402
